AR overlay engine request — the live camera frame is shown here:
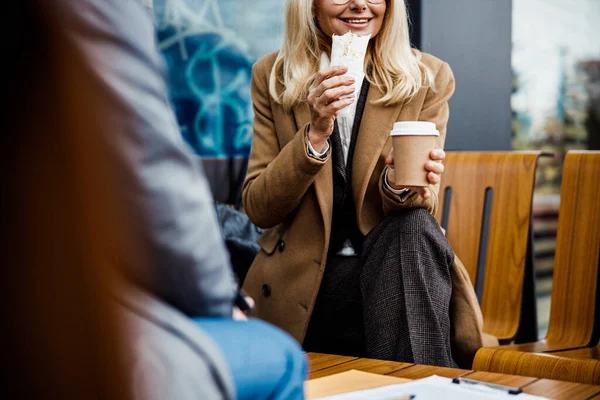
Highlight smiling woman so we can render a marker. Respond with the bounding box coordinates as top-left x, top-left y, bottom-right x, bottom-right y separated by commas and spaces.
314, 0, 387, 39
242, 0, 485, 369
271, 0, 432, 111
